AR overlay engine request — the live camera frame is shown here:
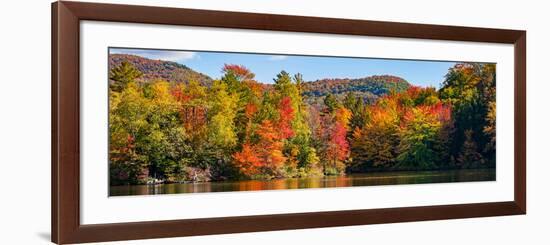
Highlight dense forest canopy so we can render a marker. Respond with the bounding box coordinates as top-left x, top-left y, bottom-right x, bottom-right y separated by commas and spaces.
108, 55, 496, 185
